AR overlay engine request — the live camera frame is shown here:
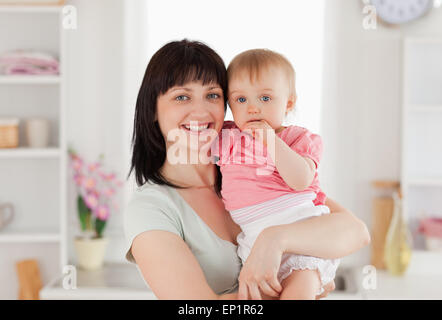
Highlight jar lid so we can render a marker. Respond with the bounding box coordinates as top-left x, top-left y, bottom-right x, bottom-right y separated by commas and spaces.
0, 117, 19, 126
